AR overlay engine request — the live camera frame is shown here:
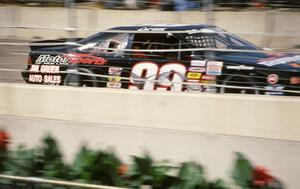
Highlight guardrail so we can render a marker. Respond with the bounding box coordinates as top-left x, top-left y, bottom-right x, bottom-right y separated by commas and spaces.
1, 39, 300, 95
0, 174, 128, 189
